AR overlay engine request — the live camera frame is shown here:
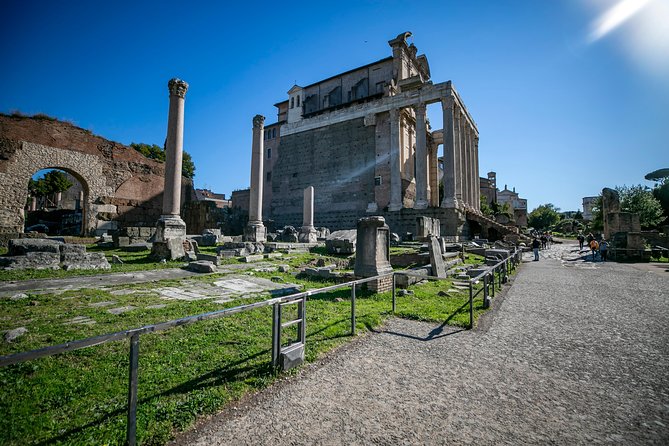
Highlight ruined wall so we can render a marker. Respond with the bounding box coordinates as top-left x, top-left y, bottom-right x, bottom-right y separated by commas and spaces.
270, 117, 376, 227
0, 115, 193, 237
